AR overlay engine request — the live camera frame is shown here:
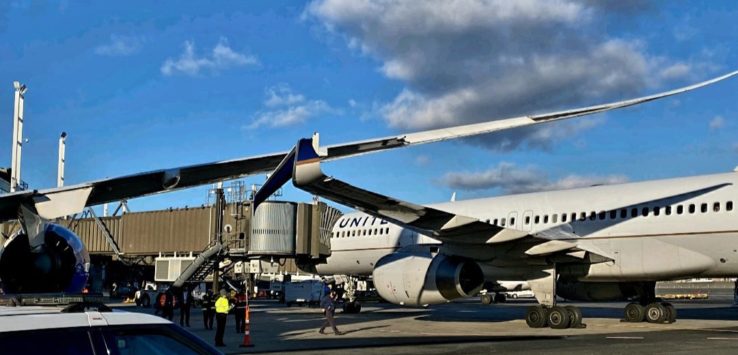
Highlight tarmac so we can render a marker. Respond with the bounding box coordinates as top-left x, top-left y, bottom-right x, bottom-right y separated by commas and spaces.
113, 284, 738, 355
